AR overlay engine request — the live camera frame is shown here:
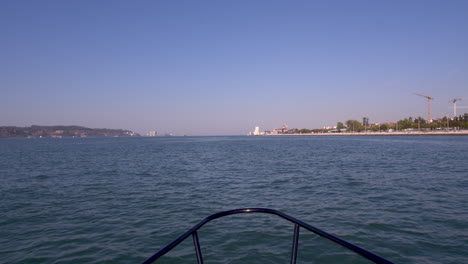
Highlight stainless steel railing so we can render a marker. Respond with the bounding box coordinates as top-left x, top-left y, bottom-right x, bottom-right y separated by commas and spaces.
142, 208, 393, 264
